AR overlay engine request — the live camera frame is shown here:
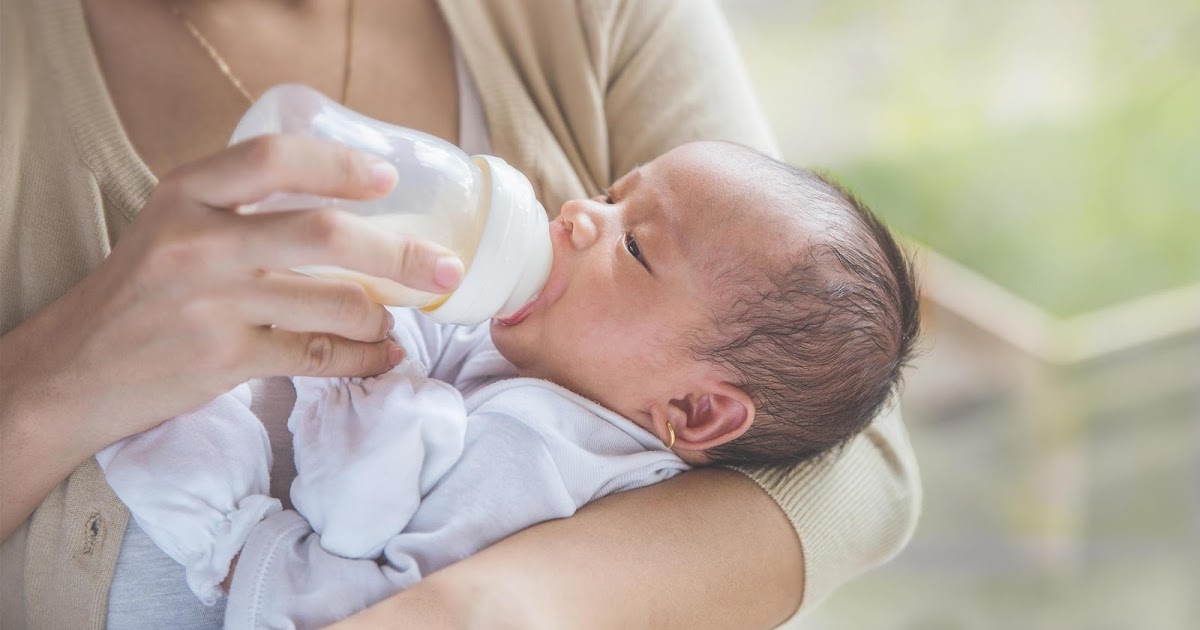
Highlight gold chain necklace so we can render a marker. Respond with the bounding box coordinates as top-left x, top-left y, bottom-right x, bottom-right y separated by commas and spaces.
169, 1, 356, 105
